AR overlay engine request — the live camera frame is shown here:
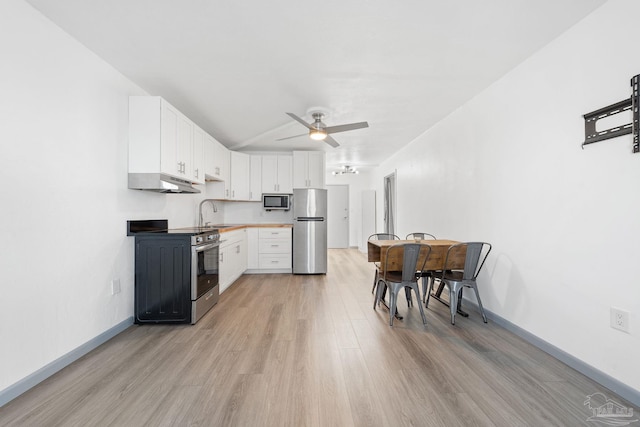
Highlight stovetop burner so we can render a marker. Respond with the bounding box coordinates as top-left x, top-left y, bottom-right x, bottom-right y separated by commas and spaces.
127, 220, 220, 245
157, 226, 219, 235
